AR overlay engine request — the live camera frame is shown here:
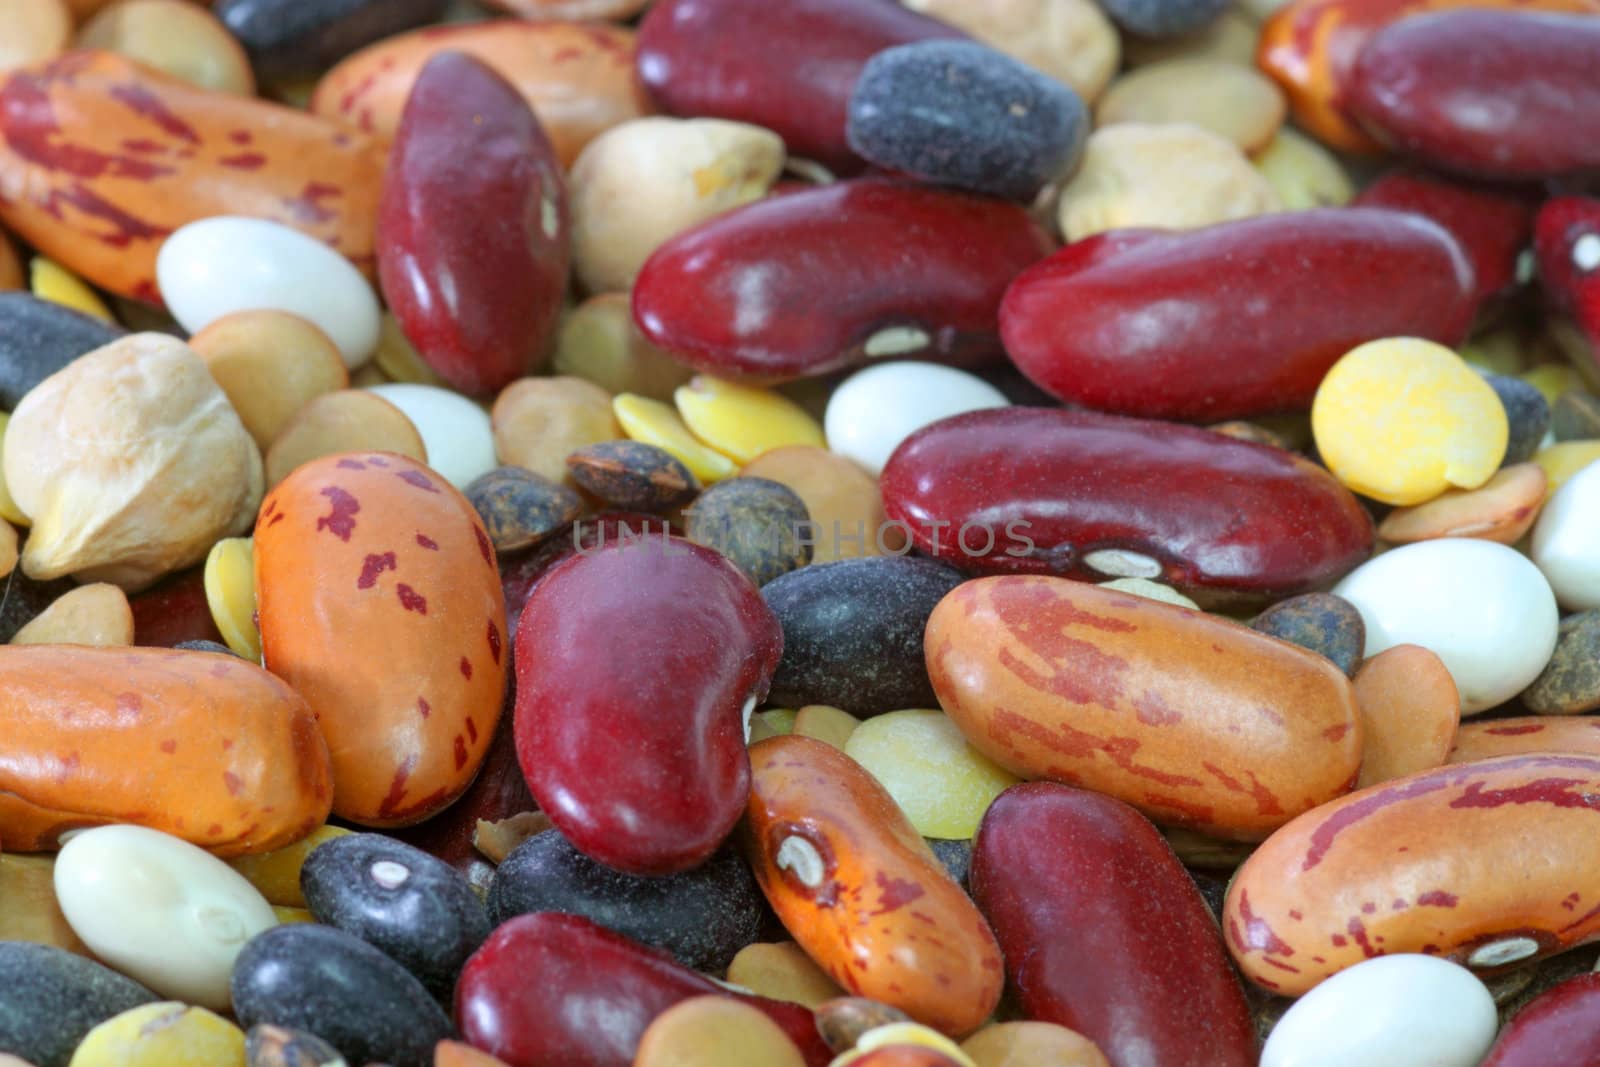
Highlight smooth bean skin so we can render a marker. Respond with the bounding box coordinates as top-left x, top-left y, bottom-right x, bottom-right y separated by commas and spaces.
1224, 754, 1600, 996
1481, 972, 1600, 1066
971, 783, 1256, 1067
1535, 196, 1600, 362
1448, 718, 1600, 763
635, 0, 966, 171
1346, 11, 1600, 180
254, 452, 509, 828
632, 179, 1053, 382
880, 407, 1374, 602
310, 20, 652, 167
926, 576, 1362, 841
0, 50, 383, 304
742, 736, 1004, 1036
0, 646, 331, 856
215, 0, 449, 82
999, 208, 1476, 420
514, 536, 782, 875
379, 52, 569, 396
455, 913, 832, 1067
1255, 0, 1597, 154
